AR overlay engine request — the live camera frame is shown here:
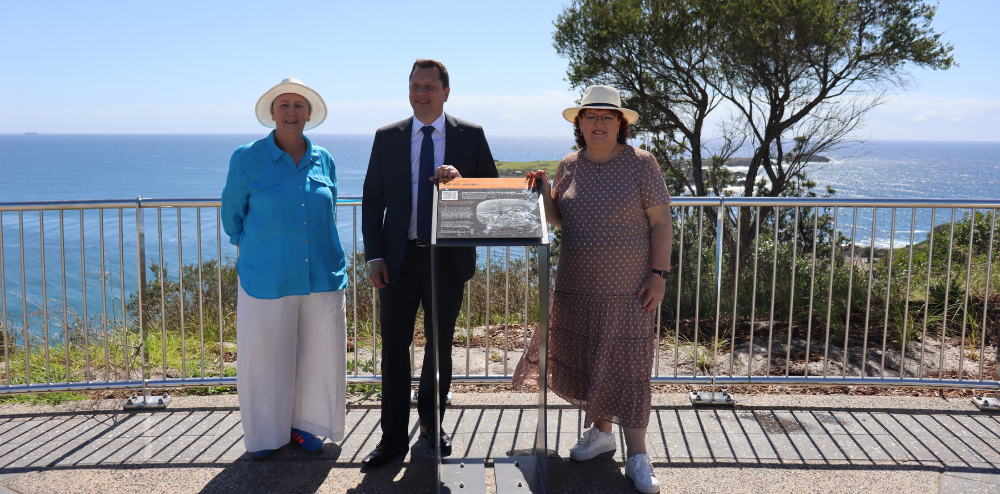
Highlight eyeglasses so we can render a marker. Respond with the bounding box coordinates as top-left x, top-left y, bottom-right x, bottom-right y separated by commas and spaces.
582, 114, 620, 125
